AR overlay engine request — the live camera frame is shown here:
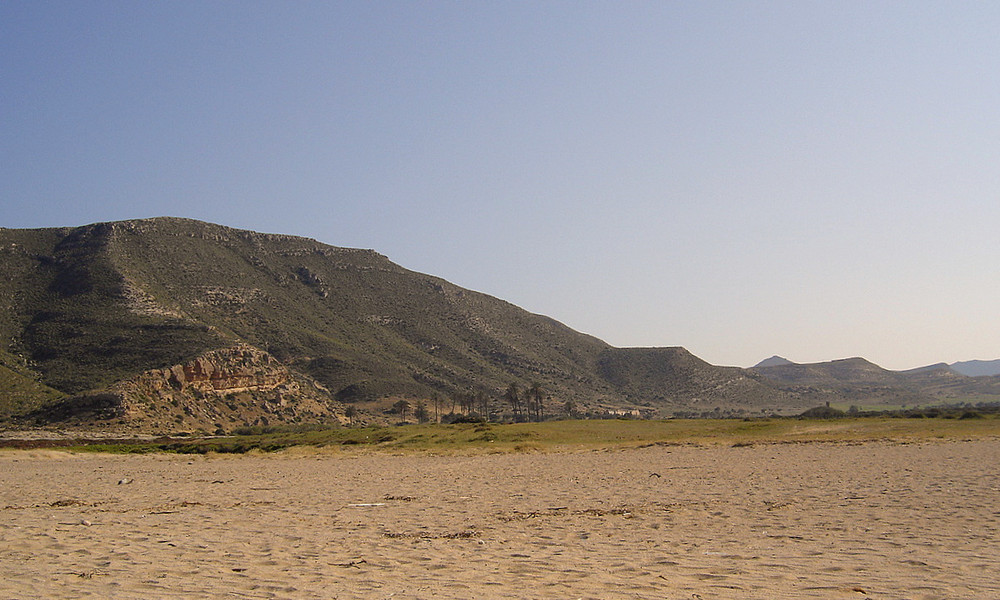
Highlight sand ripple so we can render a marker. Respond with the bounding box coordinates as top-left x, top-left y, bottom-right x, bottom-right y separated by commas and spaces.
2, 440, 998, 598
